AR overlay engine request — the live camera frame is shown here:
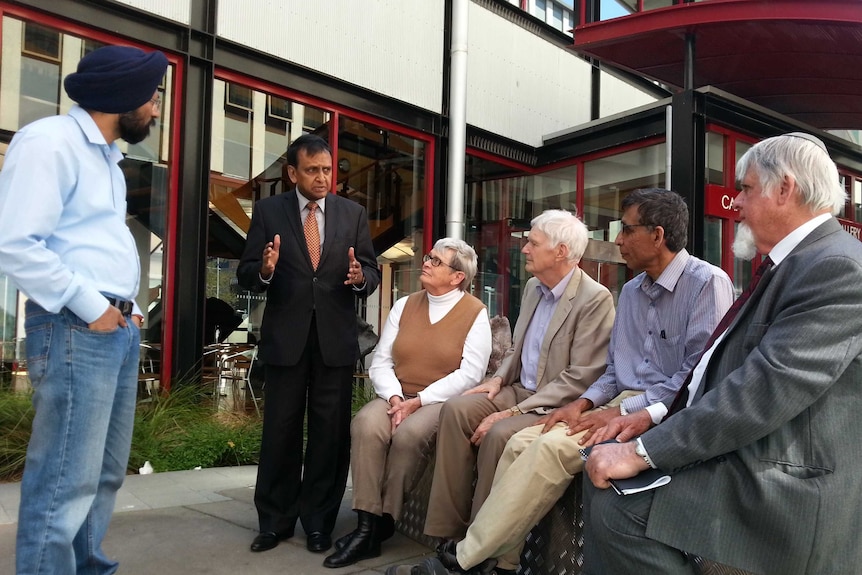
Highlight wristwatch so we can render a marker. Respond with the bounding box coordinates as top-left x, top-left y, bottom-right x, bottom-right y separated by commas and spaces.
508, 405, 522, 416
635, 438, 657, 469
